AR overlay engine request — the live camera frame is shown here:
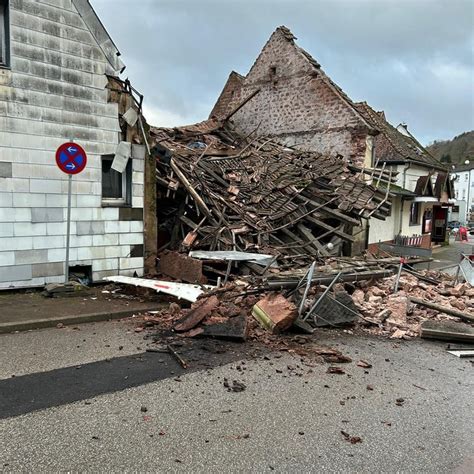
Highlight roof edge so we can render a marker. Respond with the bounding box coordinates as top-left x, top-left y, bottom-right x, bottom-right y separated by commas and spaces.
72, 0, 125, 74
